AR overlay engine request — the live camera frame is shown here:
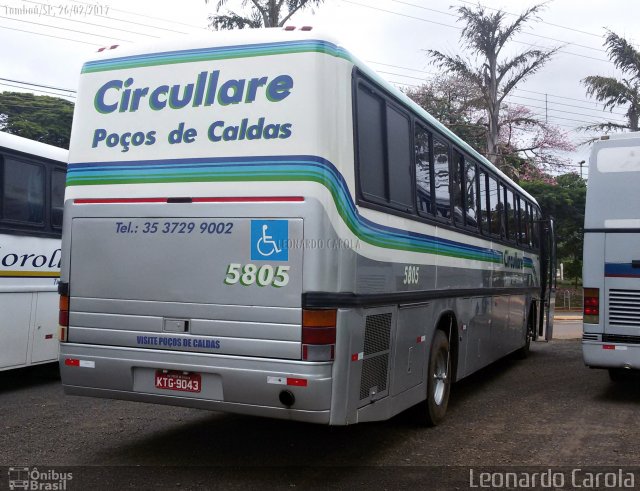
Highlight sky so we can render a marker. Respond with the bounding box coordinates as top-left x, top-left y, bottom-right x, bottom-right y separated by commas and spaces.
2, 0, 639, 174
